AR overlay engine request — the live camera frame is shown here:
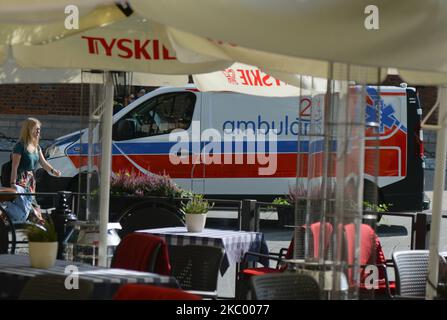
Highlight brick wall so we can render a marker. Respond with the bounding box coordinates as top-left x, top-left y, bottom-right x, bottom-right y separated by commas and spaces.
0, 84, 94, 141
0, 84, 90, 116
0, 84, 155, 141
382, 74, 438, 124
